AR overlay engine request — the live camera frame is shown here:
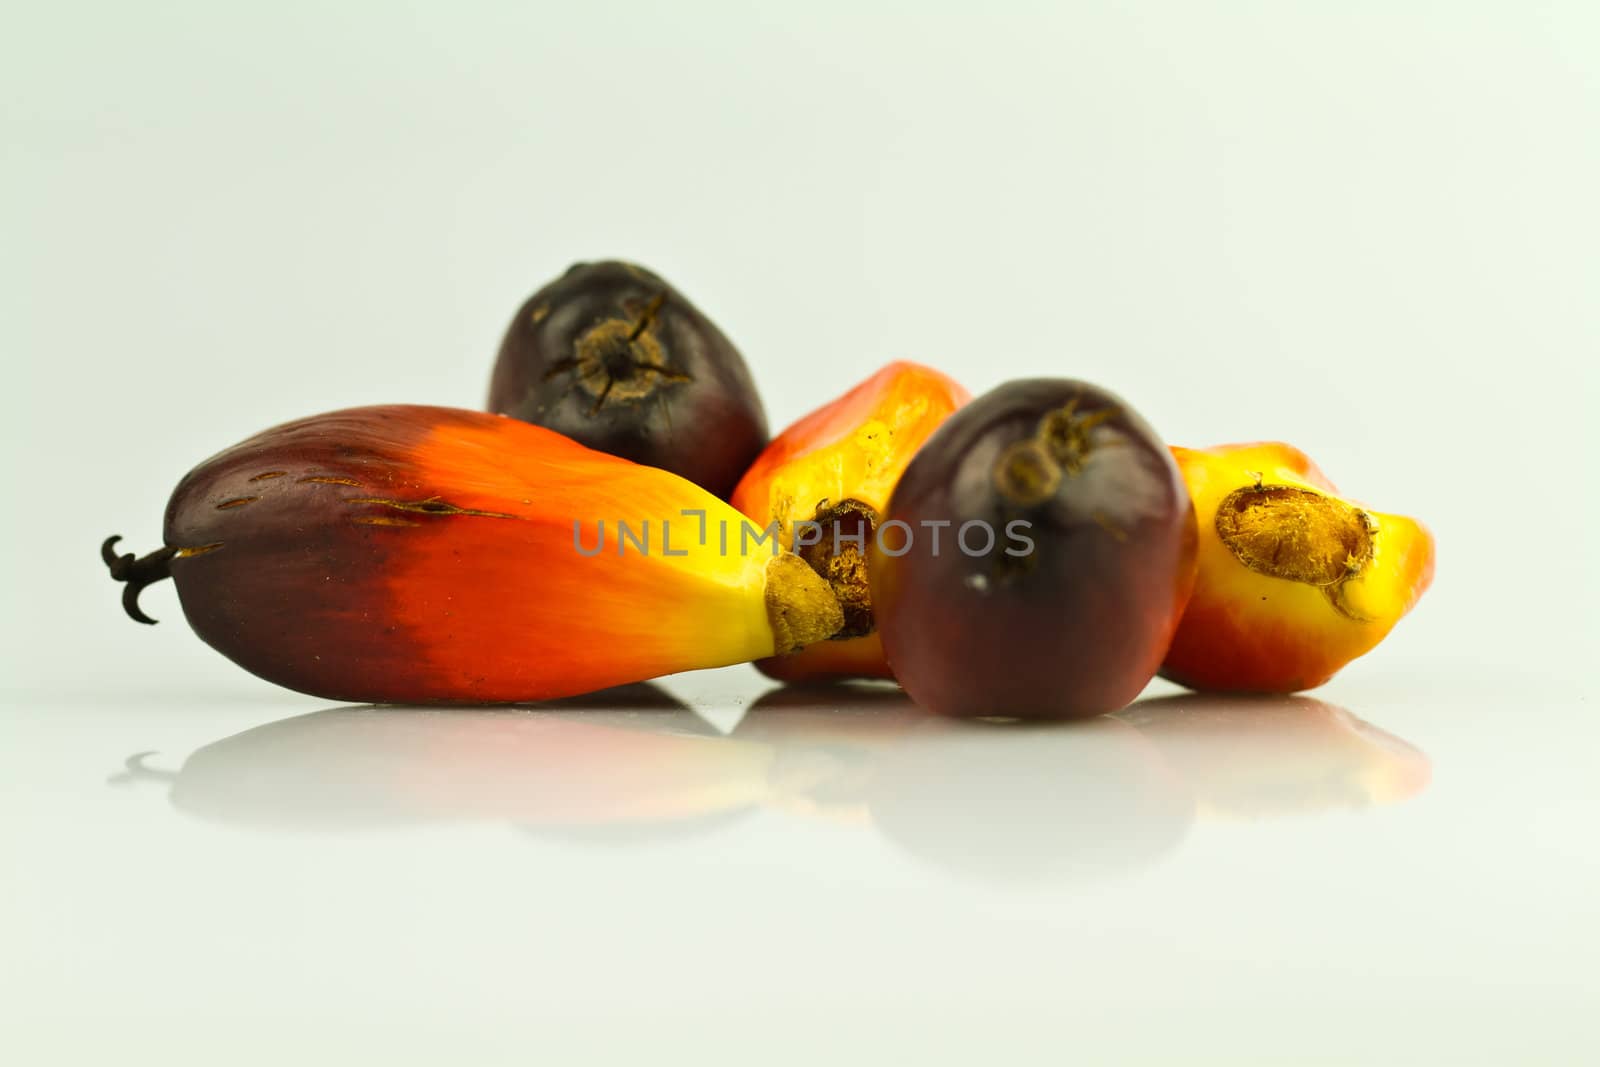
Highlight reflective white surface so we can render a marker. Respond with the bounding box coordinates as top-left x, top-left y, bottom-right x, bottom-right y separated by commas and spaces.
5, 1, 1597, 1061
4, 665, 1595, 1064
